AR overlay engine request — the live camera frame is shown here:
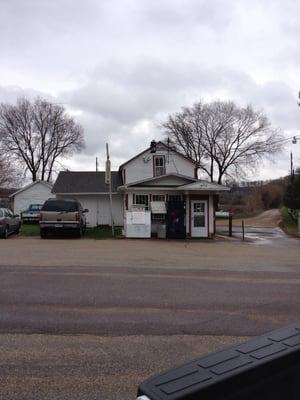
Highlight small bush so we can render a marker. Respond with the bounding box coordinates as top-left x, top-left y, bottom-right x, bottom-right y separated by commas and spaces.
279, 207, 298, 236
